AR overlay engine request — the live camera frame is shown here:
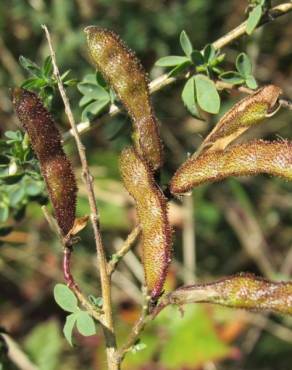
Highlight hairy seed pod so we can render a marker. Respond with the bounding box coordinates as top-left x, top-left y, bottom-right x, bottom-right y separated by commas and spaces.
159, 273, 292, 316
170, 140, 292, 194
12, 88, 77, 236
85, 26, 163, 170
202, 85, 282, 151
119, 147, 171, 299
